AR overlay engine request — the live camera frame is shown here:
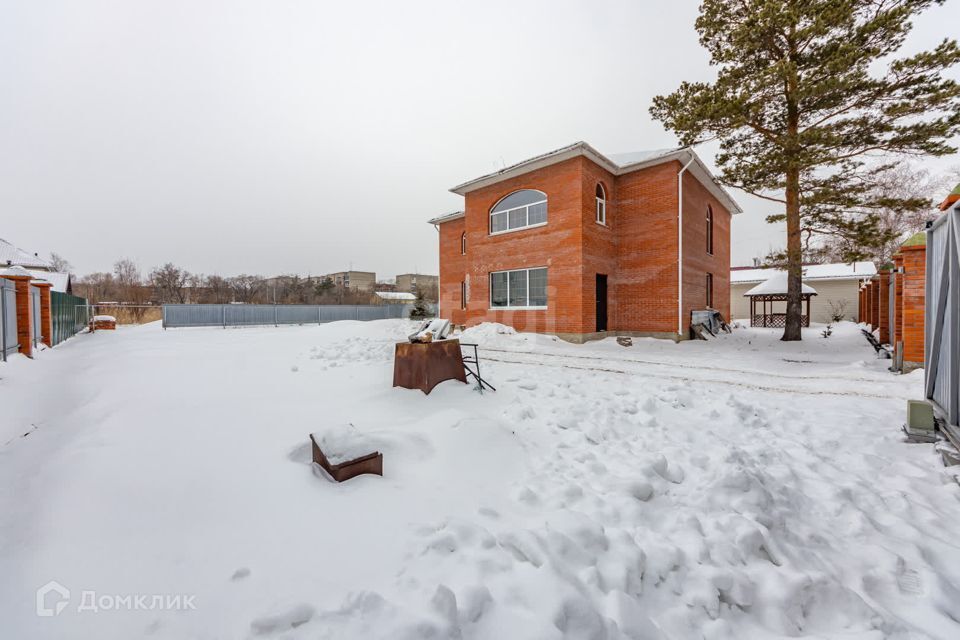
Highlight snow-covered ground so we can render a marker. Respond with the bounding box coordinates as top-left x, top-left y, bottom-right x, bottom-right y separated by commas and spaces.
1, 320, 959, 639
